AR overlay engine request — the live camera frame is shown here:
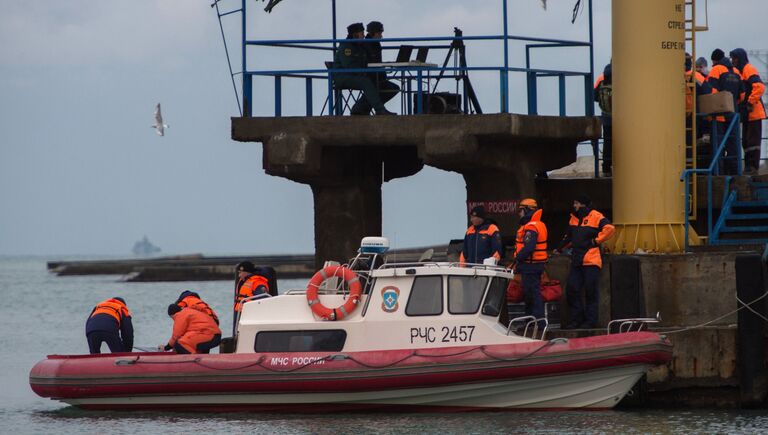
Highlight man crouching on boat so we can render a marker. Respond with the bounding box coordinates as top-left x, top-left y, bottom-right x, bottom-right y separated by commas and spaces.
163, 304, 222, 354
